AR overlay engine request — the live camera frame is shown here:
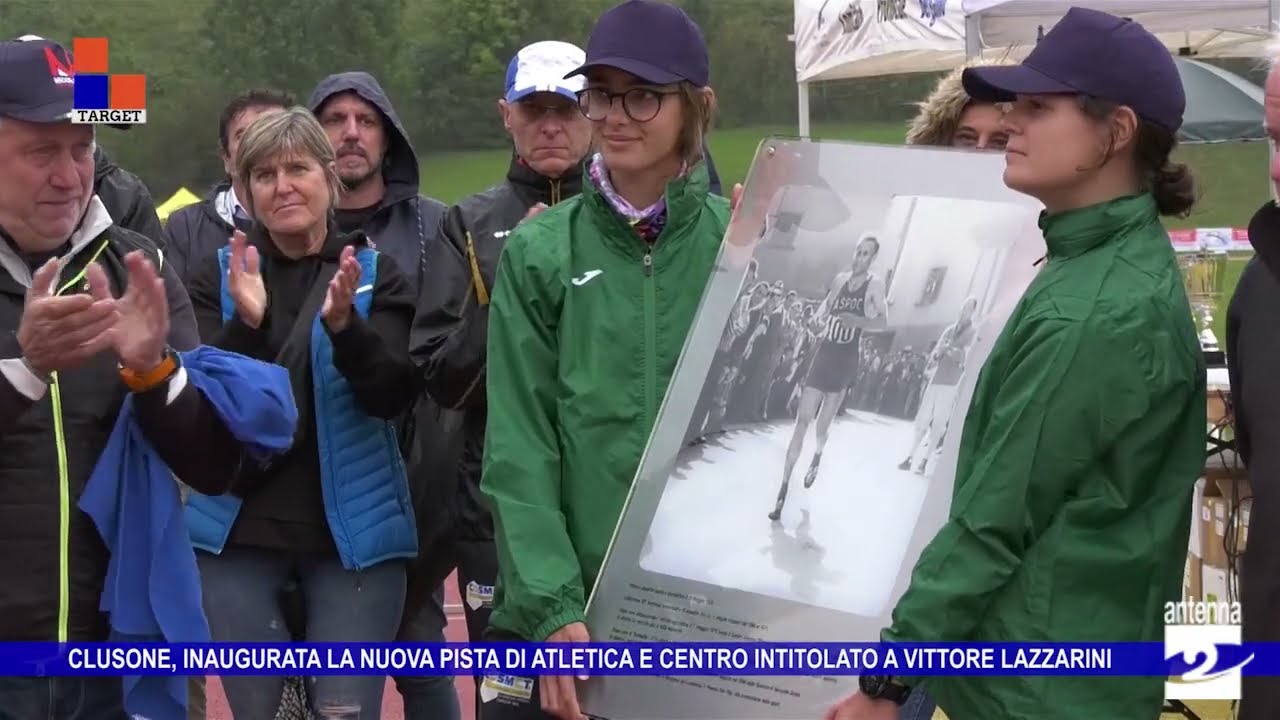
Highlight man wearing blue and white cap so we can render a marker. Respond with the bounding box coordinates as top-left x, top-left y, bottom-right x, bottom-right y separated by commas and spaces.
400, 39, 594, 720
